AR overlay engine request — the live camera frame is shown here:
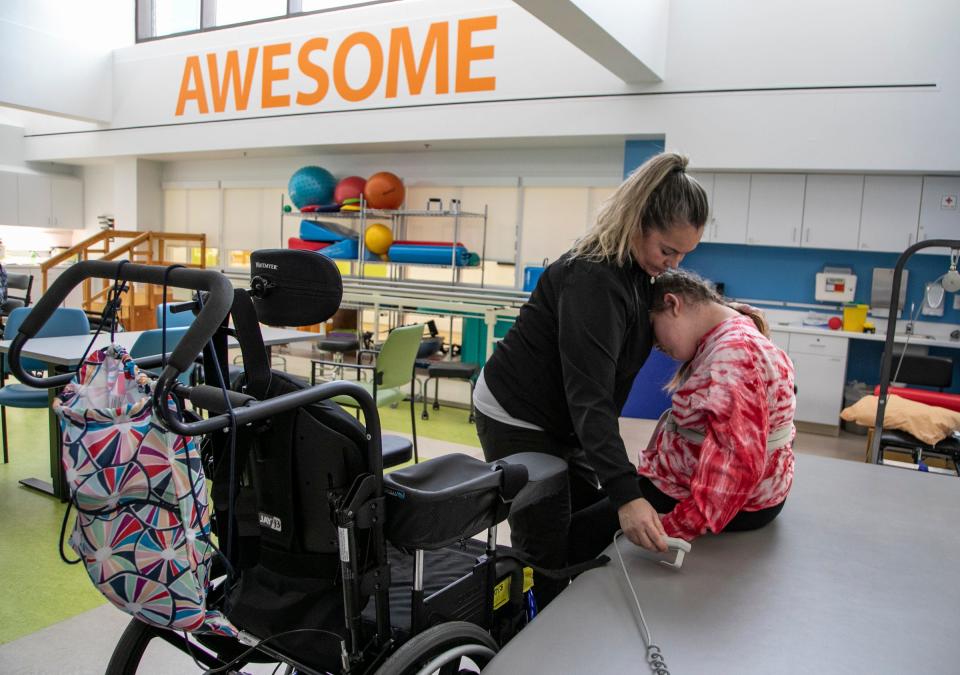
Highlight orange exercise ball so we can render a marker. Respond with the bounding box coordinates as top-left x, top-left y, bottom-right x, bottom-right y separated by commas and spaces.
363, 171, 405, 209
364, 223, 394, 255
